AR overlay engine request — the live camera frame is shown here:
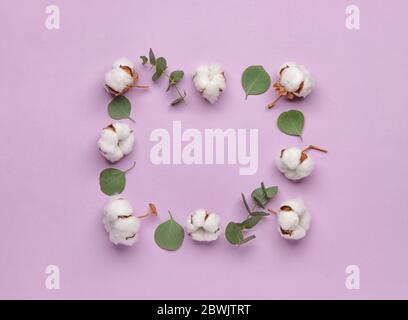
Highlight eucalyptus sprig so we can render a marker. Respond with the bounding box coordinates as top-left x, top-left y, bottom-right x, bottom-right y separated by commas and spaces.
225, 183, 278, 246
140, 48, 187, 106
99, 161, 136, 196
